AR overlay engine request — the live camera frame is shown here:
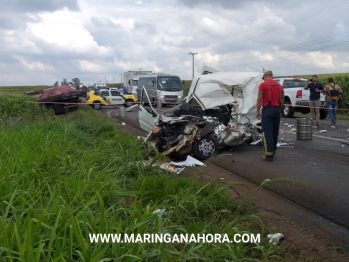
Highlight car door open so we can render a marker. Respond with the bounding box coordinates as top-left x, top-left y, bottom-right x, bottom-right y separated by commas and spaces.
138, 86, 159, 132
